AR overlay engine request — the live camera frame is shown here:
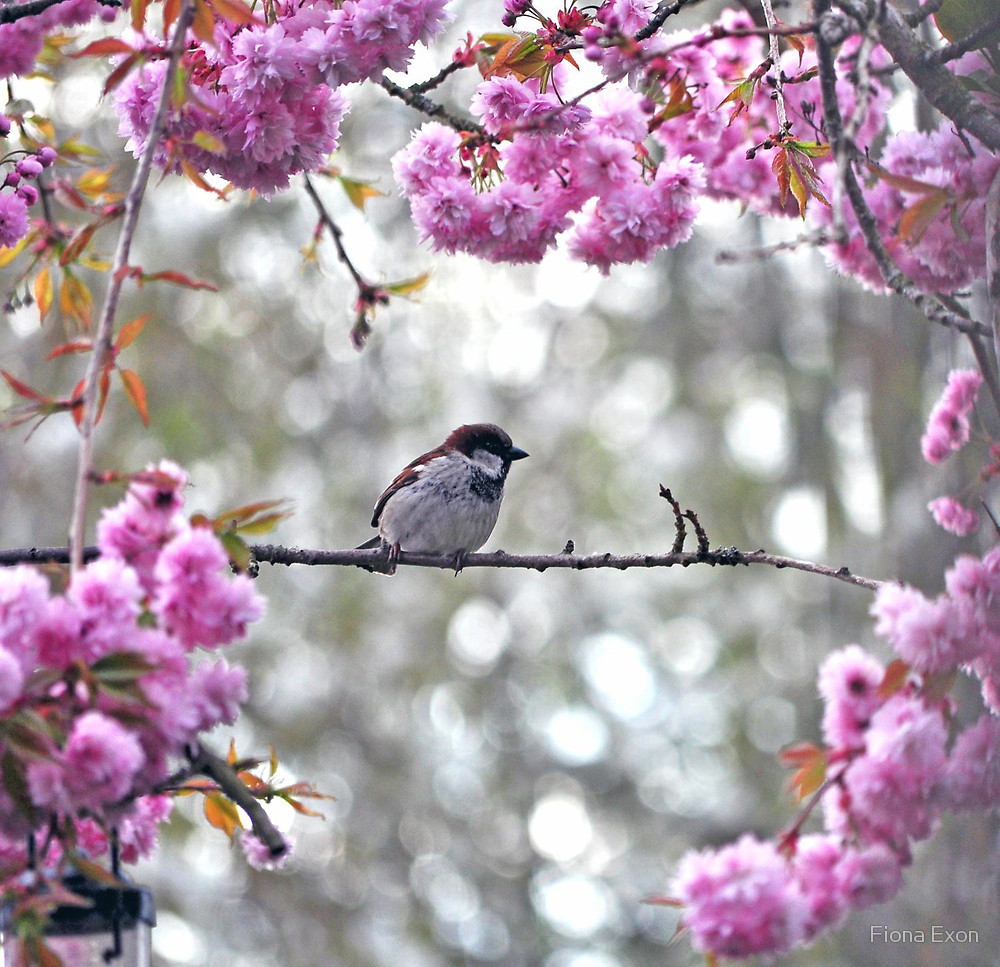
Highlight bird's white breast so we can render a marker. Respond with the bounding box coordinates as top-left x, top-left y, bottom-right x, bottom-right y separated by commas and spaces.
377, 455, 504, 554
